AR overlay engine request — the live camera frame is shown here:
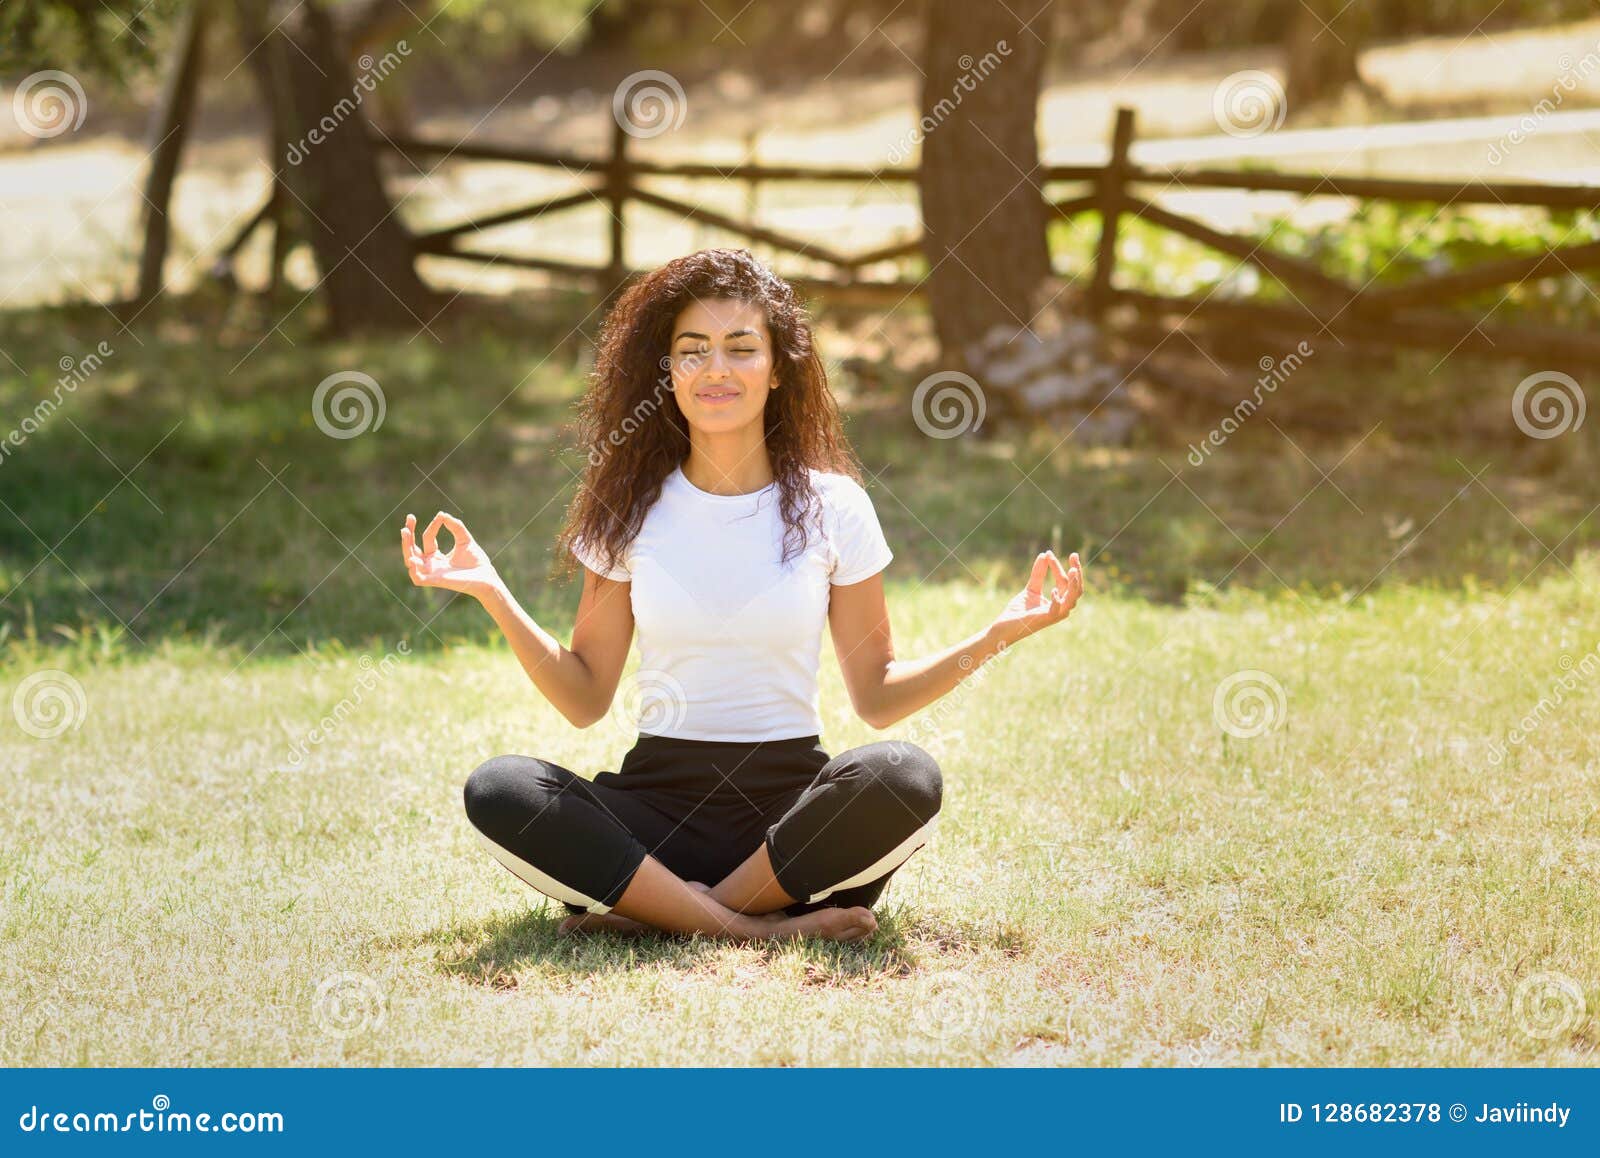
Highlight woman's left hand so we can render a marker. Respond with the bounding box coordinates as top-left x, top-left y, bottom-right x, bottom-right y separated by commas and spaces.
988, 550, 1084, 647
